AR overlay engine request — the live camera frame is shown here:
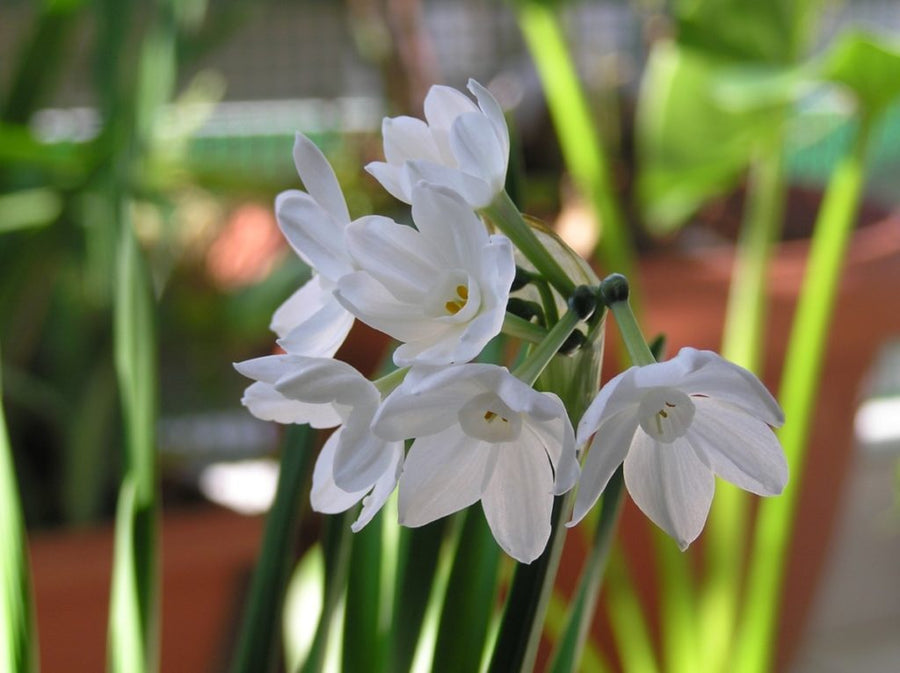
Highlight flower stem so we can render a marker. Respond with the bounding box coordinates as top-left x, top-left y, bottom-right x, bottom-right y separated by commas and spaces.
502, 313, 548, 344
734, 115, 874, 673
601, 274, 654, 367
512, 294, 592, 386
482, 190, 577, 298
